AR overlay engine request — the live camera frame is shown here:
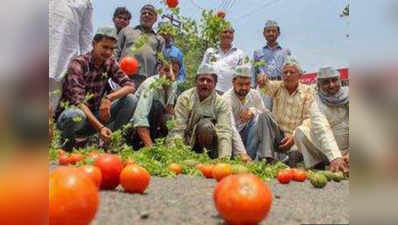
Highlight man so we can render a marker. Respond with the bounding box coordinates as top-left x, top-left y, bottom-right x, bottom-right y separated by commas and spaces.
49, 0, 93, 110
201, 26, 247, 95
55, 31, 136, 150
294, 67, 349, 173
158, 22, 186, 83
96, 7, 132, 39
252, 20, 292, 110
129, 54, 180, 149
115, 4, 165, 88
257, 56, 314, 165
223, 64, 268, 160
167, 64, 233, 159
